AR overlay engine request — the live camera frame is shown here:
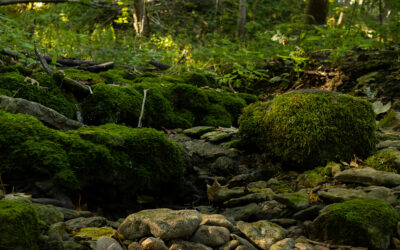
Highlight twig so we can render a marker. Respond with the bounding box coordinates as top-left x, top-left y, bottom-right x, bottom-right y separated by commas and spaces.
35, 48, 54, 76
305, 238, 352, 249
